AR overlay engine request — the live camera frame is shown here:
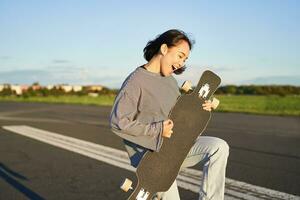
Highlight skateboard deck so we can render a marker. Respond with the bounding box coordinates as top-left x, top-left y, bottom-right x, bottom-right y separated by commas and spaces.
123, 70, 221, 200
